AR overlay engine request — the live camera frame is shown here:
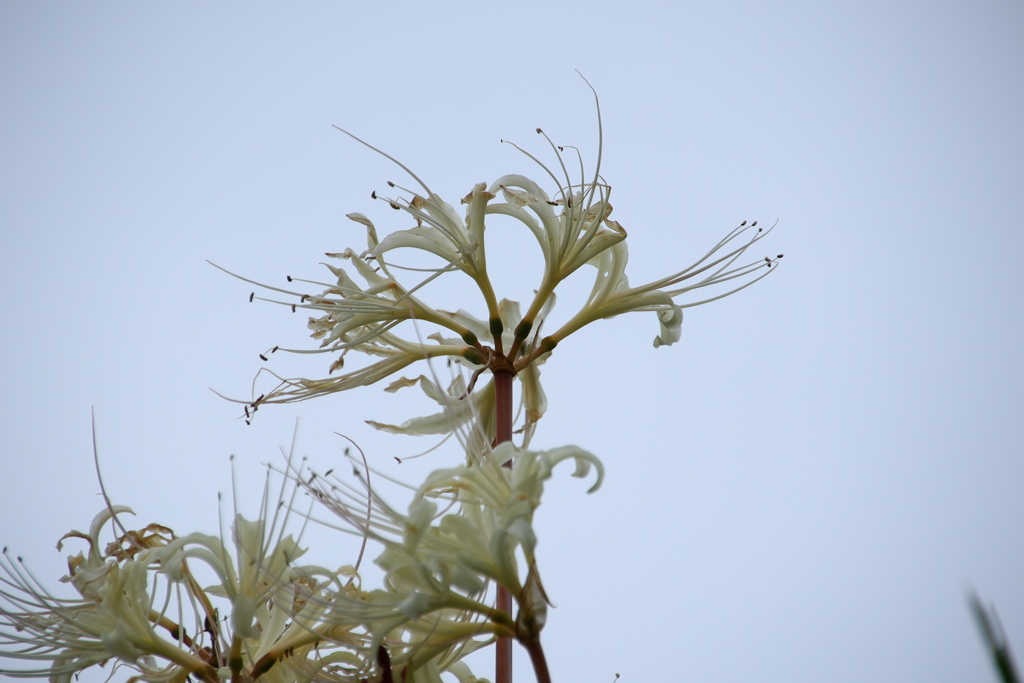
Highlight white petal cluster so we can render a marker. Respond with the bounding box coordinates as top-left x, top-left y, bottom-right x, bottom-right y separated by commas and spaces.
0, 436, 601, 683
1, 506, 217, 683
301, 439, 603, 664
224, 103, 778, 435
0, 496, 367, 683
